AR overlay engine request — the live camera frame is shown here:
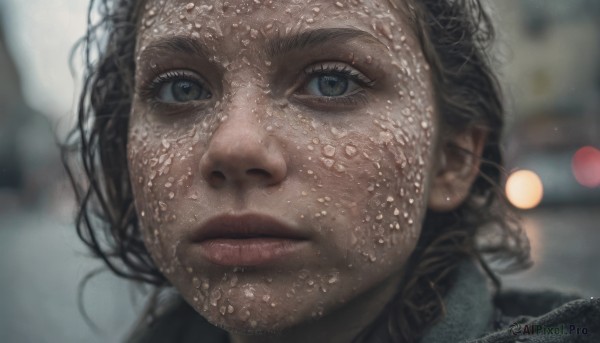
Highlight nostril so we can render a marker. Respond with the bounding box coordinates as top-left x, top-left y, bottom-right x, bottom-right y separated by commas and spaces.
246, 168, 271, 179
209, 171, 226, 186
